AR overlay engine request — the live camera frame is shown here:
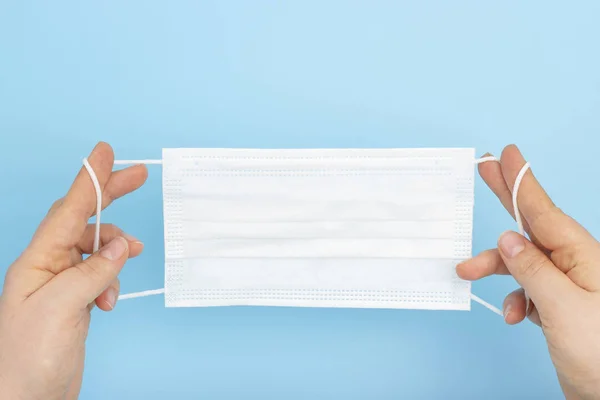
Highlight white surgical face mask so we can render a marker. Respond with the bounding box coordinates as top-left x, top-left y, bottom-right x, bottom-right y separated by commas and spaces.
83, 148, 530, 316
